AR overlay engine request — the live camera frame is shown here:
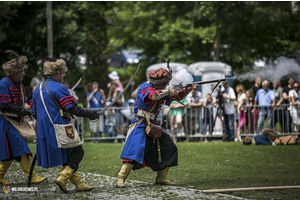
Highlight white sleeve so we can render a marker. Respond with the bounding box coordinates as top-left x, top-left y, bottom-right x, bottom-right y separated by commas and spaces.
289, 90, 294, 97
241, 93, 246, 100
186, 93, 191, 103
198, 92, 204, 103
230, 88, 236, 99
